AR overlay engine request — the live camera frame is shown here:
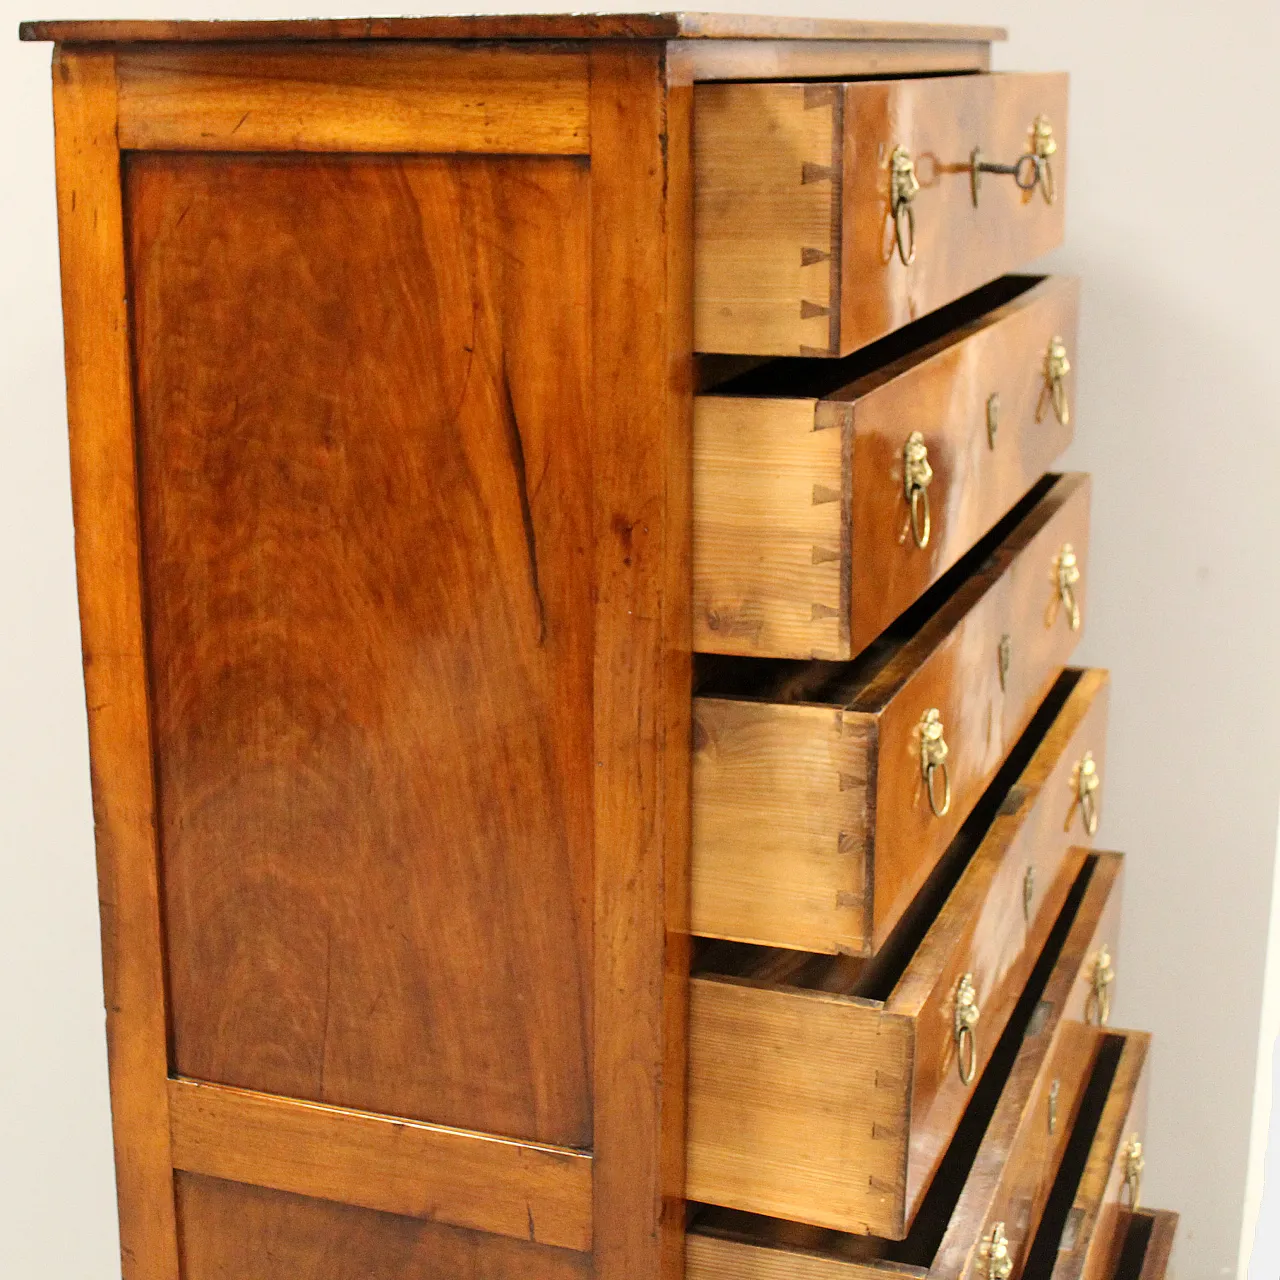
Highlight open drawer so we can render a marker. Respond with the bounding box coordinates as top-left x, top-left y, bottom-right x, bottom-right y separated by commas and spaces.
688, 852, 1128, 1256
695, 72, 1069, 357
1107, 1210, 1179, 1280
688, 675, 1123, 1242
693, 474, 1091, 956
694, 275, 1078, 661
